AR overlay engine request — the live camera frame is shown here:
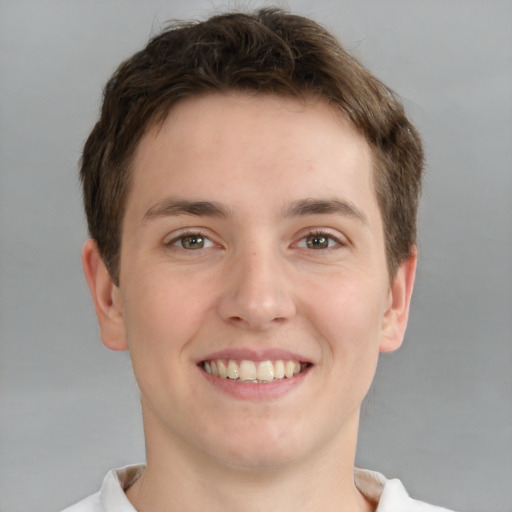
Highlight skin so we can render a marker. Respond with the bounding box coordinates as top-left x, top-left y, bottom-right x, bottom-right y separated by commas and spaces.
83, 93, 416, 512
